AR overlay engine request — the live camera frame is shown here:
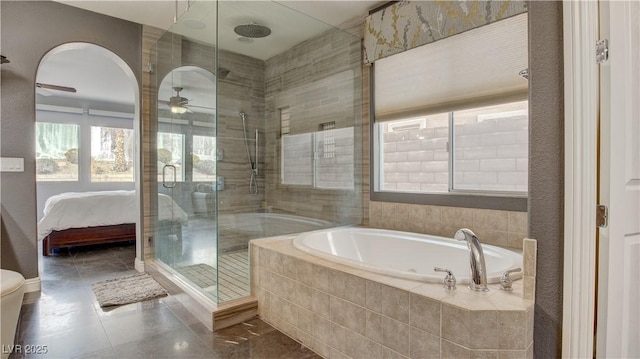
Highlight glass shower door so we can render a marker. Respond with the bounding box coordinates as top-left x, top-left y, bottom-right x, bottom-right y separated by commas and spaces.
151, 1, 220, 303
